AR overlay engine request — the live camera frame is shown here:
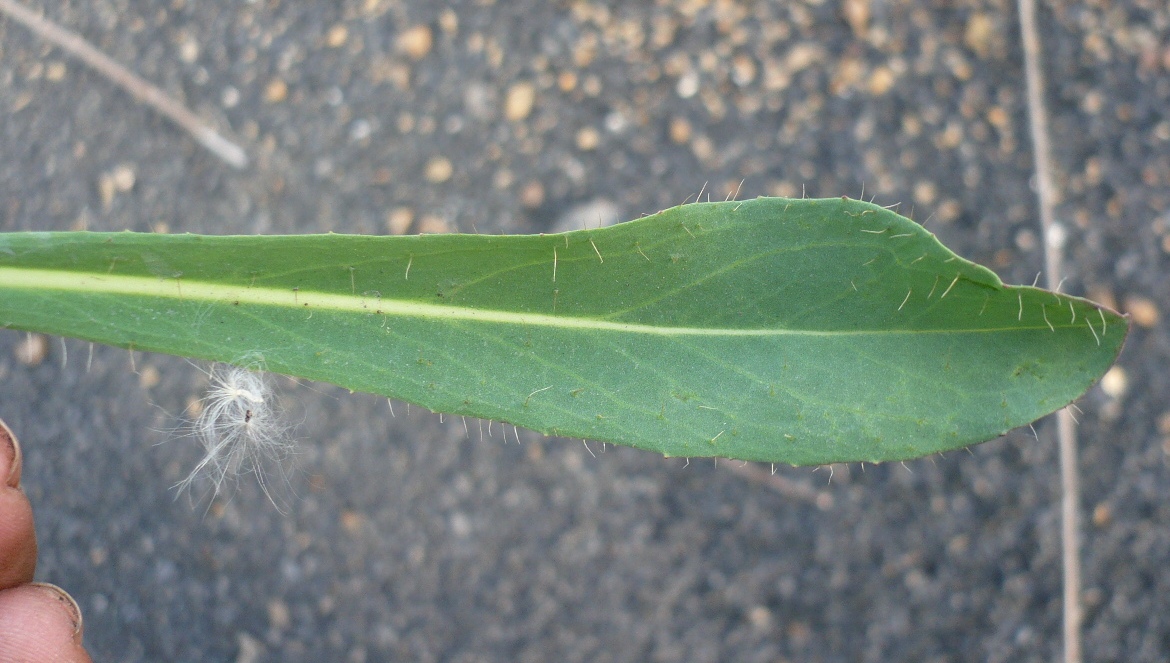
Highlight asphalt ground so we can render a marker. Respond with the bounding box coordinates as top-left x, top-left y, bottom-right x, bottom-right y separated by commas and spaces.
1, 1, 1168, 661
